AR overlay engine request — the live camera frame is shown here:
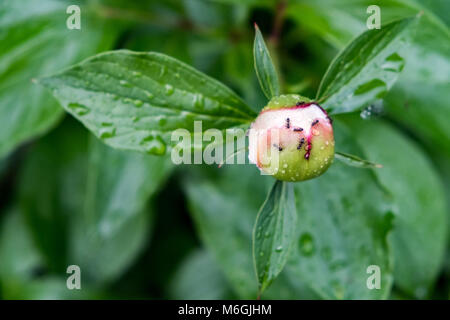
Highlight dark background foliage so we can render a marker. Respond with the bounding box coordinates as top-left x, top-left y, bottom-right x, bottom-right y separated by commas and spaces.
0, 0, 448, 299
